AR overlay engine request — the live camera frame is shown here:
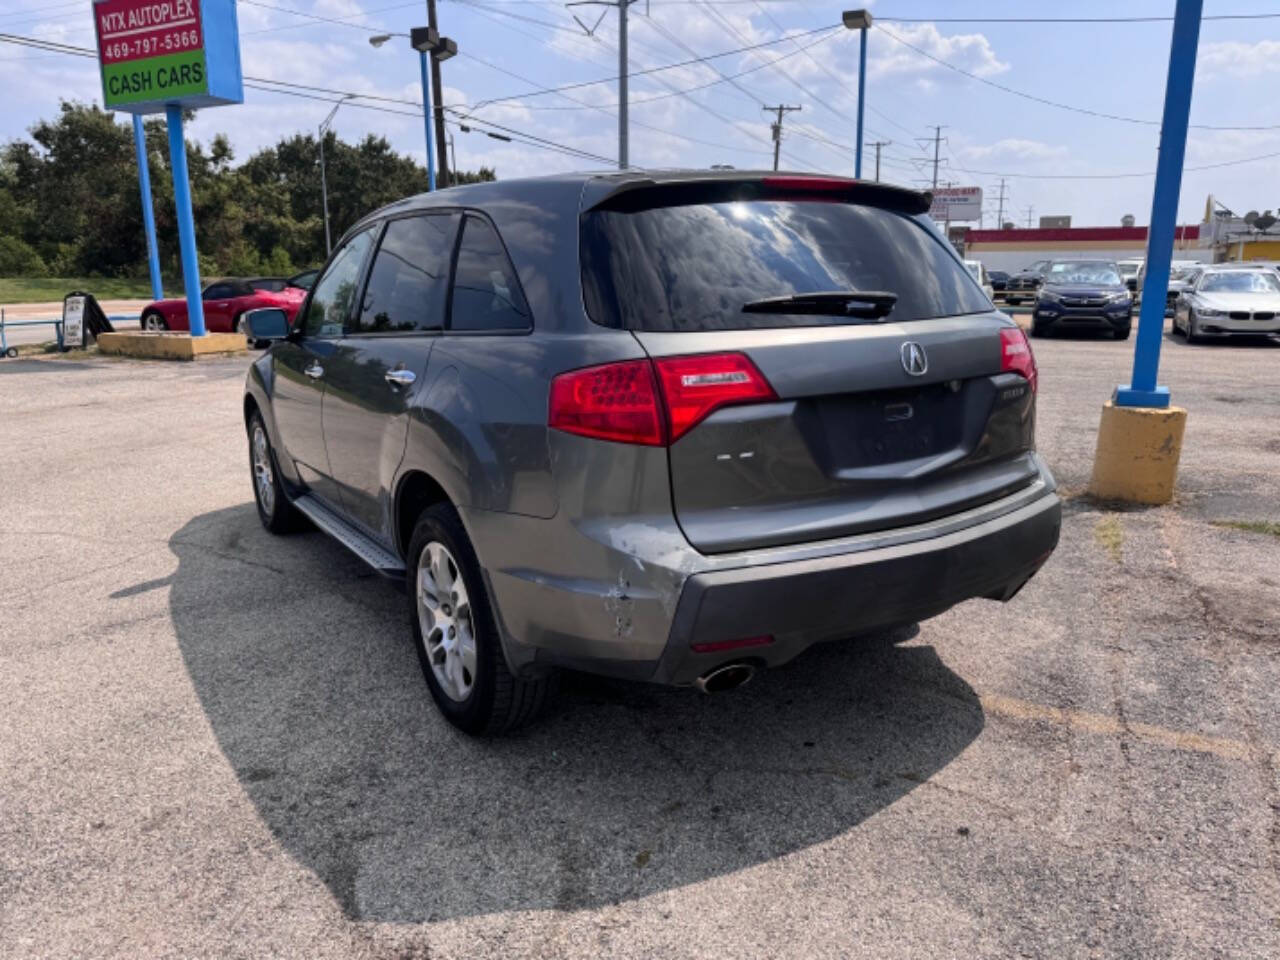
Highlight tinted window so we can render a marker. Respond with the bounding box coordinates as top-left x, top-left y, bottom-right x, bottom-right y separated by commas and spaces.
250, 278, 286, 293
301, 228, 376, 338
449, 216, 531, 332
581, 201, 990, 331
355, 213, 457, 333
203, 283, 233, 300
